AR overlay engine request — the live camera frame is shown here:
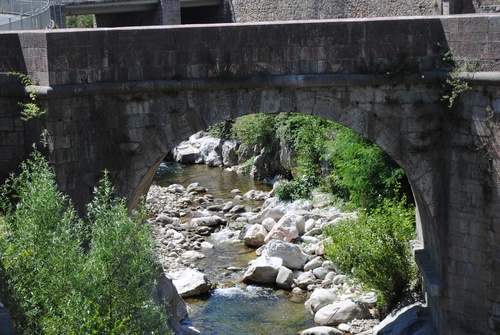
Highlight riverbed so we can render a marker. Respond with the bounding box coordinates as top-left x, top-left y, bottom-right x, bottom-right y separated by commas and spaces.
153, 162, 316, 335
